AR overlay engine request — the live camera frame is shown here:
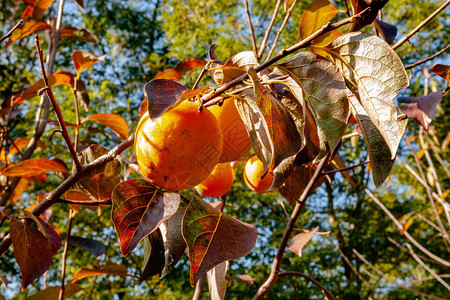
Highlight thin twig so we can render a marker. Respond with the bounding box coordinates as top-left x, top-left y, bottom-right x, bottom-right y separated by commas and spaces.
265, 0, 299, 61
0, 19, 24, 43
56, 199, 112, 206
35, 35, 82, 171
278, 271, 336, 300
392, 0, 450, 50
365, 188, 450, 267
58, 209, 74, 300
253, 154, 330, 299
192, 61, 211, 90
0, 134, 135, 256
405, 243, 450, 290
114, 155, 144, 177
201, 7, 371, 108
244, 0, 258, 60
404, 44, 450, 70
257, 0, 282, 59
322, 161, 368, 175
